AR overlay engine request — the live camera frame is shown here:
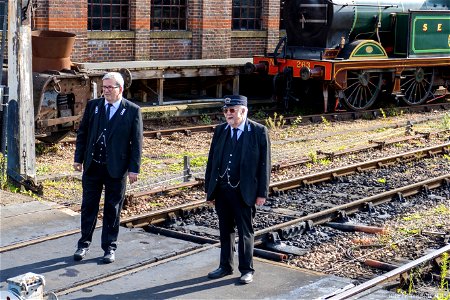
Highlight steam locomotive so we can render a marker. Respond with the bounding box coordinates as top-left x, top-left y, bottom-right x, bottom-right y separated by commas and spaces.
246, 0, 450, 111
